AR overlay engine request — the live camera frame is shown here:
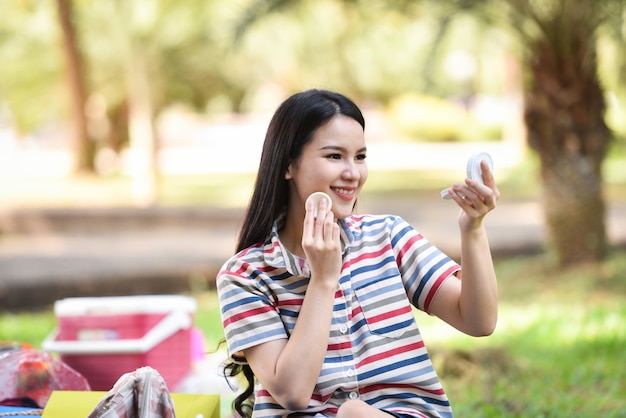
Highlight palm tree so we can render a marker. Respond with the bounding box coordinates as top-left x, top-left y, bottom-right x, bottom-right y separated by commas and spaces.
506, 0, 619, 265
